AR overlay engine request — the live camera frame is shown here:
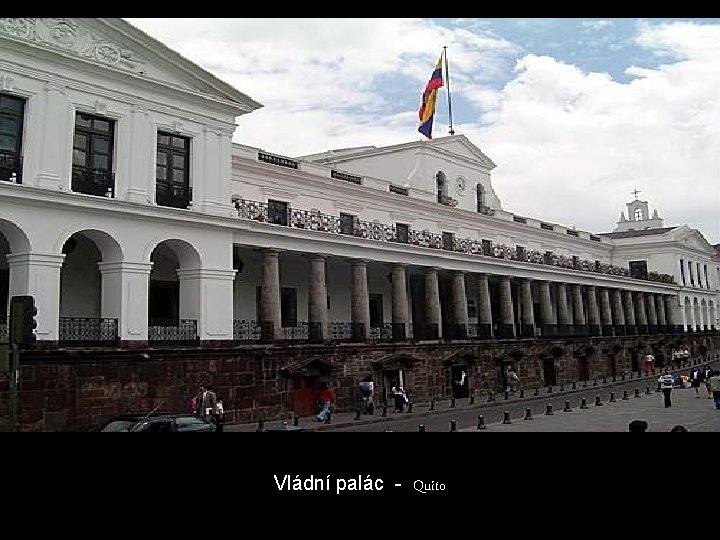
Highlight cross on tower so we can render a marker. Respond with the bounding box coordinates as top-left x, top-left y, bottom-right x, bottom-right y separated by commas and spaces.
631, 188, 641, 199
